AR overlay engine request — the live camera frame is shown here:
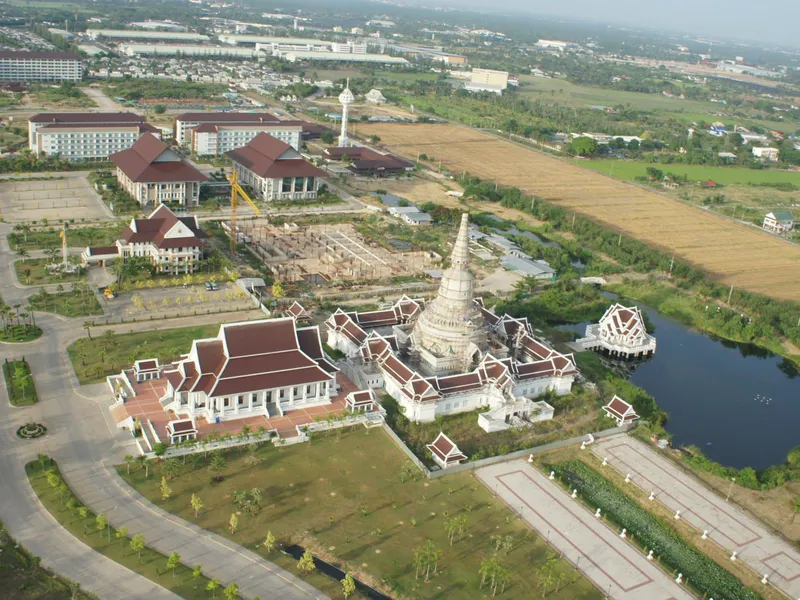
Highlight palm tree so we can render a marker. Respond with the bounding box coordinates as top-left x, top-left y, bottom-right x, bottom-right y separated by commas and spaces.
16, 248, 29, 263
83, 320, 94, 340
